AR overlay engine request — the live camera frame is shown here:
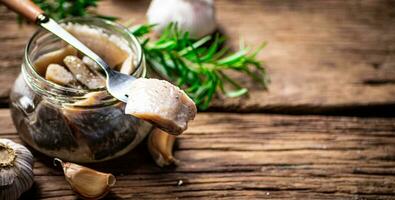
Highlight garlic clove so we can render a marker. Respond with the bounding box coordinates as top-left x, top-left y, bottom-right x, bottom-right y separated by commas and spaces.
147, 128, 179, 167
147, 0, 216, 39
54, 158, 116, 200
